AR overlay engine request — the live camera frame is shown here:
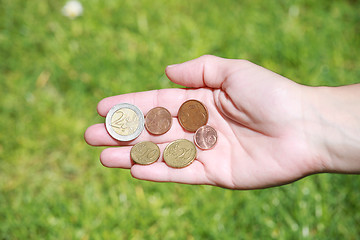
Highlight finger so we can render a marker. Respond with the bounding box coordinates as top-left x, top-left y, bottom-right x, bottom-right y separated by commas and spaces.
97, 88, 212, 117
165, 55, 244, 89
100, 146, 133, 168
130, 161, 211, 185
85, 123, 119, 146
100, 142, 168, 169
84, 118, 194, 146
